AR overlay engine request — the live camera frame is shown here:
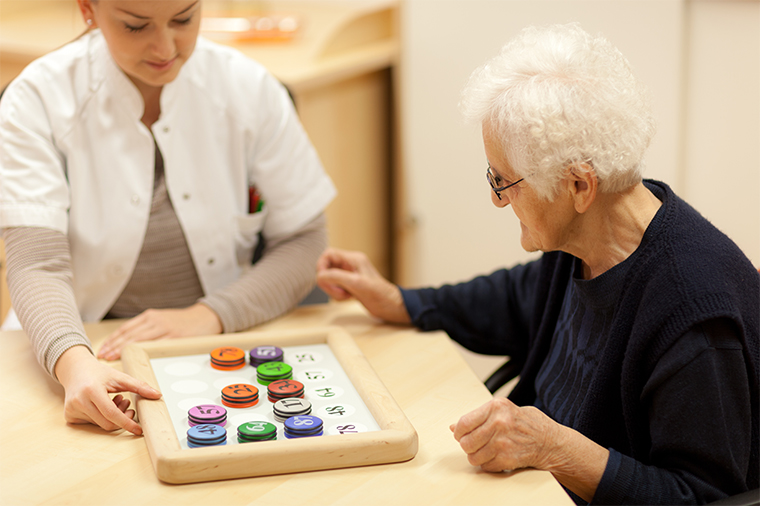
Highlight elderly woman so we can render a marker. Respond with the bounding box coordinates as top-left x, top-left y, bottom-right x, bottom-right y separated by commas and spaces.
316, 23, 759, 504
